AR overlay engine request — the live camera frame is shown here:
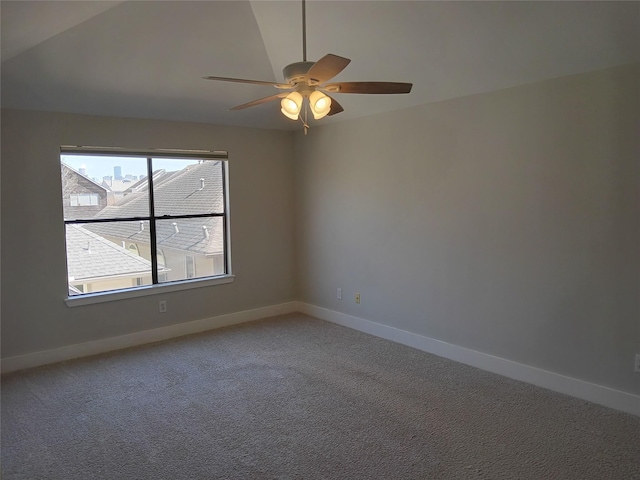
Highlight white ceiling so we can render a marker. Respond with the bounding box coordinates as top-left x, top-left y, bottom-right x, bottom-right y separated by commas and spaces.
2, 1, 638, 131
